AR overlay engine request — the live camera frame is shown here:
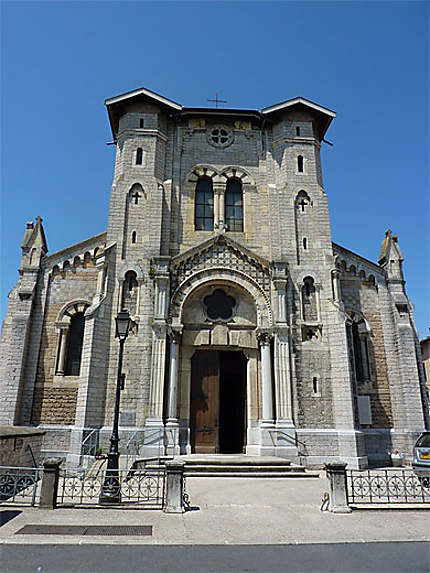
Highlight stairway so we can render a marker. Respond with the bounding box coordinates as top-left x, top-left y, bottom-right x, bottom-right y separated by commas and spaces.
177, 454, 319, 478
